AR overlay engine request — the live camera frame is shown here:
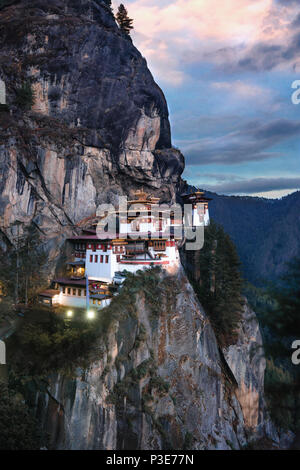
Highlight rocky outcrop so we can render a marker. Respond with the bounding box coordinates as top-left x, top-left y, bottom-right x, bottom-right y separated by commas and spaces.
0, 0, 184, 260
33, 267, 278, 450
223, 303, 266, 432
